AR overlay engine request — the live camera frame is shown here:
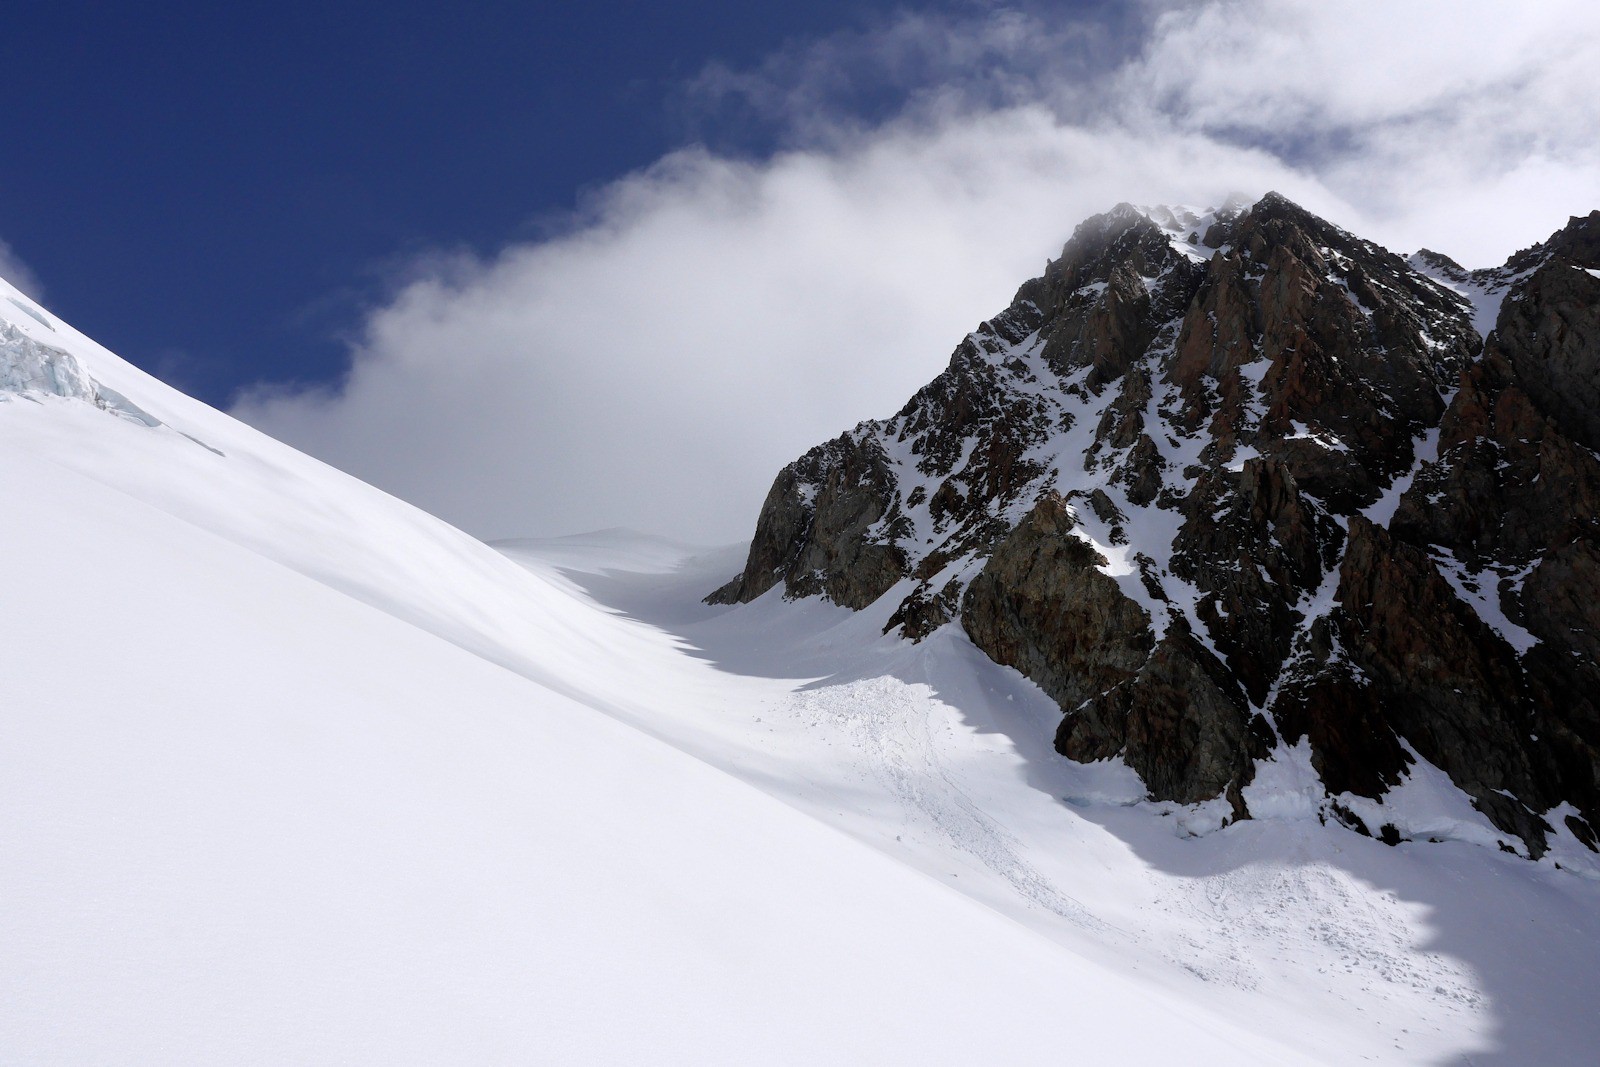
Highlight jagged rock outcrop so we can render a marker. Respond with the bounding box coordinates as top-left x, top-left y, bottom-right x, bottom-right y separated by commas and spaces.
1332, 518, 1556, 846
1062, 624, 1271, 809
707, 432, 905, 609
961, 493, 1153, 714
1172, 457, 1345, 705
712, 194, 1600, 857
